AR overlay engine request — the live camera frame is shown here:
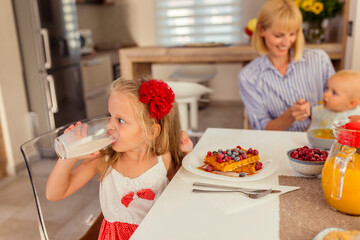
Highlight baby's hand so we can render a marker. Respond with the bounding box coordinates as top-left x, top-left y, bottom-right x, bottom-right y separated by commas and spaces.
180, 131, 193, 154
292, 98, 311, 122
349, 115, 360, 122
